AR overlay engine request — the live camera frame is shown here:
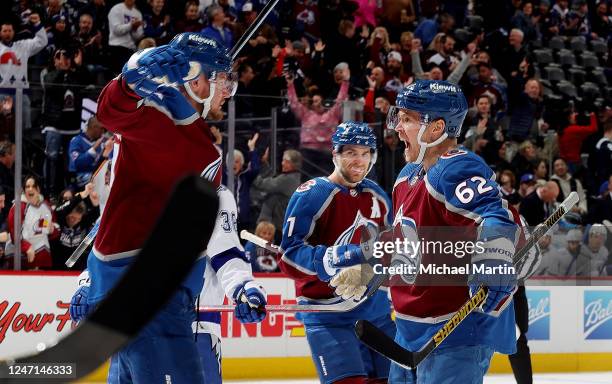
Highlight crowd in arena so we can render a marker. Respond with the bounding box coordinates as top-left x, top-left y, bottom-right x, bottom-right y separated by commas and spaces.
0, 0, 610, 277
